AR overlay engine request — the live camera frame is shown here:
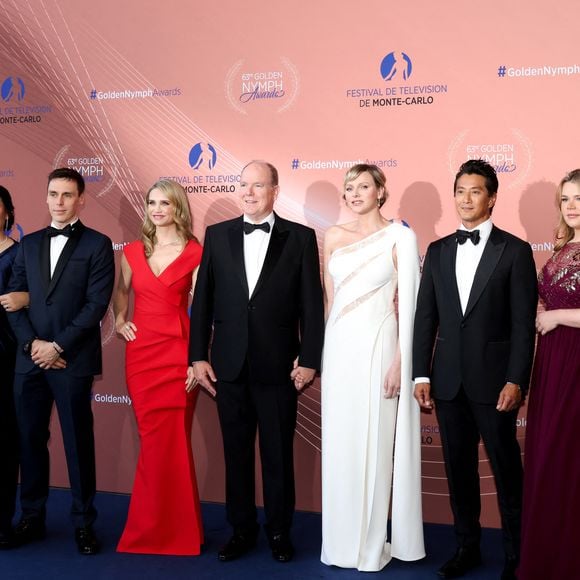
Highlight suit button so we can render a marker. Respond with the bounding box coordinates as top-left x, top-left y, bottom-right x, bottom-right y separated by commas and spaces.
46, 300, 52, 305
247, 305, 255, 310
460, 322, 465, 328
